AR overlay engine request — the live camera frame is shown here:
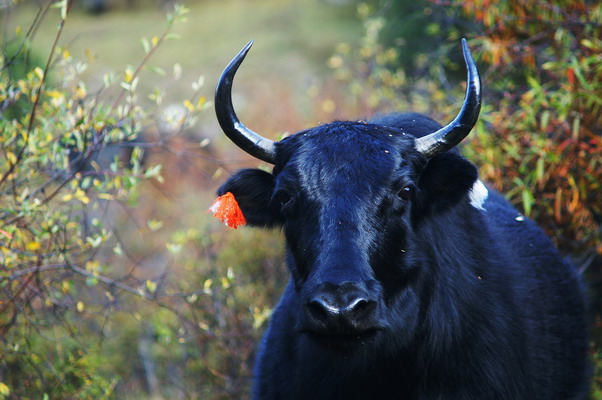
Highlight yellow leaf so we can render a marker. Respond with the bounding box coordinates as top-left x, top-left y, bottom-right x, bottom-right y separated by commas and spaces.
151, 36, 159, 46
26, 241, 41, 251
6, 152, 16, 164
75, 188, 90, 204
221, 277, 230, 289
85, 260, 100, 272
183, 100, 194, 112
0, 382, 9, 396
74, 85, 87, 99
197, 96, 206, 108
34, 67, 44, 80
76, 301, 85, 312
97, 193, 115, 200
46, 90, 63, 99
124, 67, 134, 83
